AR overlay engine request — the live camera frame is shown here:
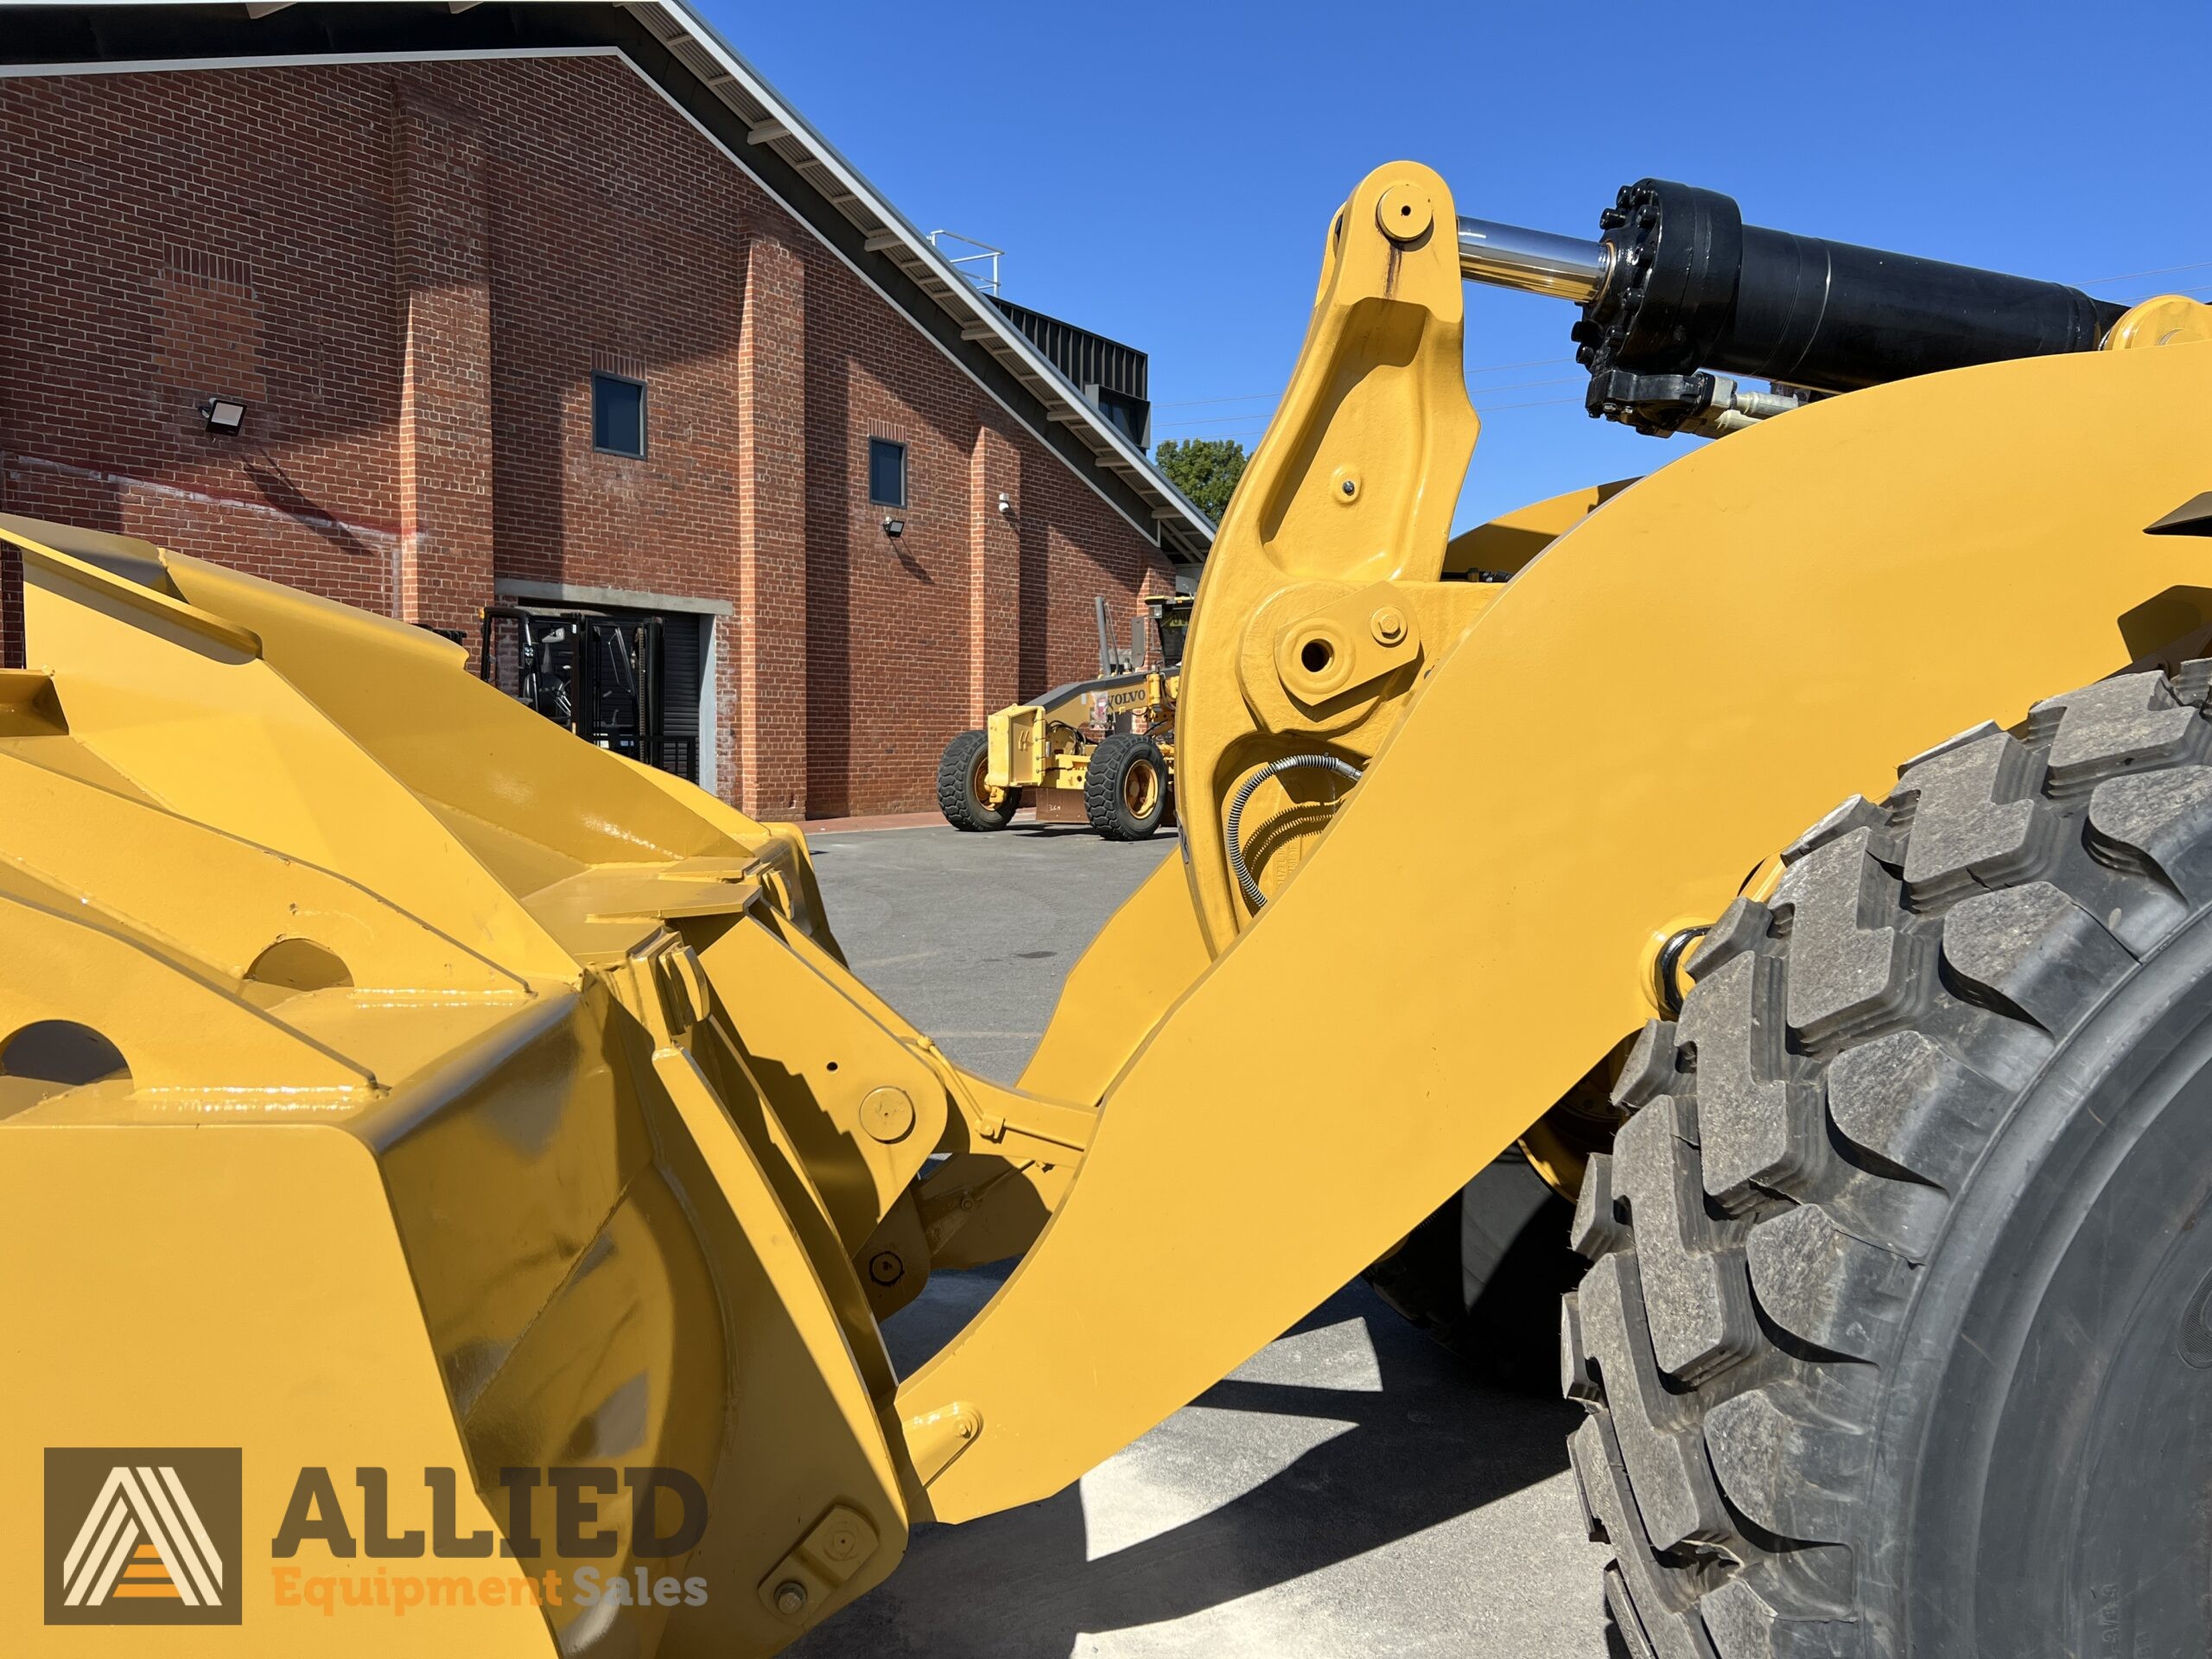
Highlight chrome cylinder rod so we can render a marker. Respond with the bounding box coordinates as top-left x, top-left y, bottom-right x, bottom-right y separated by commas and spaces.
1455, 217, 1611, 303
